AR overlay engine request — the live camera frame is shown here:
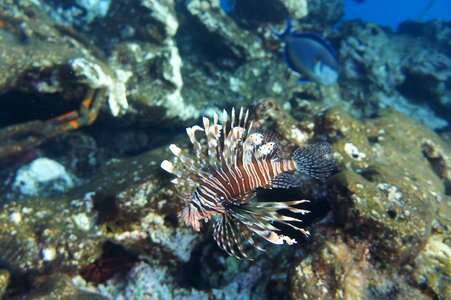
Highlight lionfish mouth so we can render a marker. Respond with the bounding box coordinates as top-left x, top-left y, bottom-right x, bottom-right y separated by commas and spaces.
161, 107, 335, 259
